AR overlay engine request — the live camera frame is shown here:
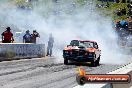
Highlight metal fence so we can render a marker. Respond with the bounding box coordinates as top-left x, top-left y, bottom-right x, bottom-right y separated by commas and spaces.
0, 43, 45, 60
